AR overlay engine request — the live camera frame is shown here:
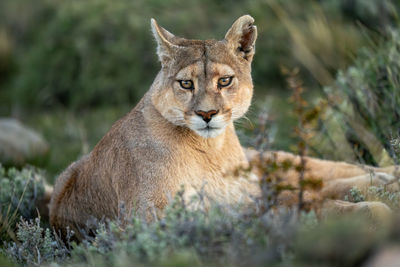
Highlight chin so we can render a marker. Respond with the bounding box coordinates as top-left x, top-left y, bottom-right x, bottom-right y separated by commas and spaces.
193, 127, 226, 139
